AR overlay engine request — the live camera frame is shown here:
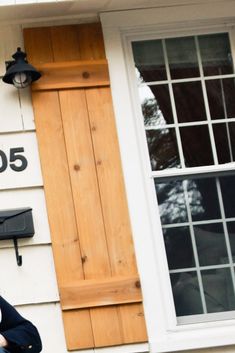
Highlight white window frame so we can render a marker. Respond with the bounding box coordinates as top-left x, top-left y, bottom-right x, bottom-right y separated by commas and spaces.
101, 2, 235, 353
